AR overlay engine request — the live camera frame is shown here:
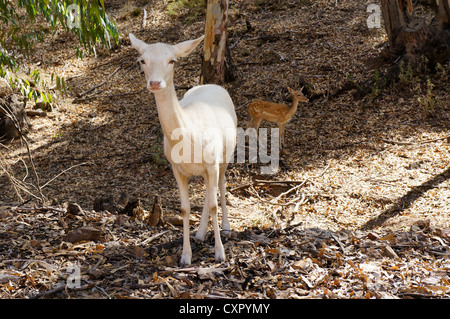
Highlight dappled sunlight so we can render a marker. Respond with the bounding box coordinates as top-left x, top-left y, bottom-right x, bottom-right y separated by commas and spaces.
1, 0, 449, 299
